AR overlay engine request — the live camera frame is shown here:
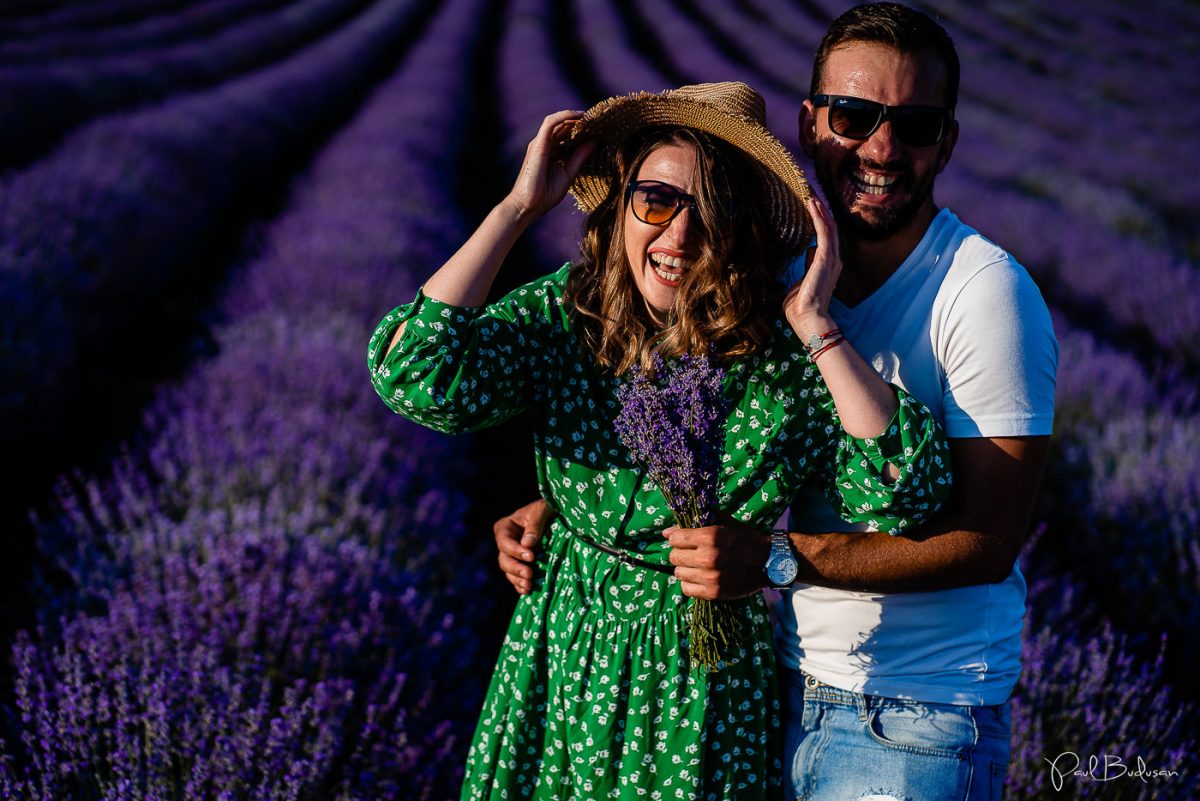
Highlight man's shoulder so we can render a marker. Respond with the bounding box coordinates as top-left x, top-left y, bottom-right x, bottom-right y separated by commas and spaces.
926, 212, 1058, 438
935, 209, 1021, 279
932, 209, 1042, 313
